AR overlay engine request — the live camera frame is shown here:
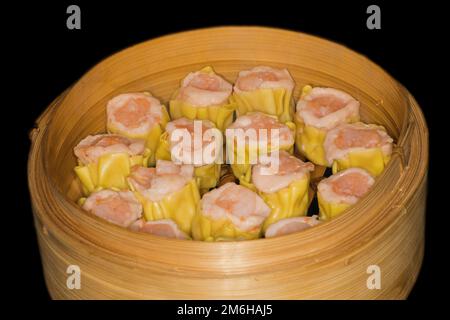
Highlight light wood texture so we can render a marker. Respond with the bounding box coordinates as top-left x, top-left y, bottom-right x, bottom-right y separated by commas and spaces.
28, 27, 428, 299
